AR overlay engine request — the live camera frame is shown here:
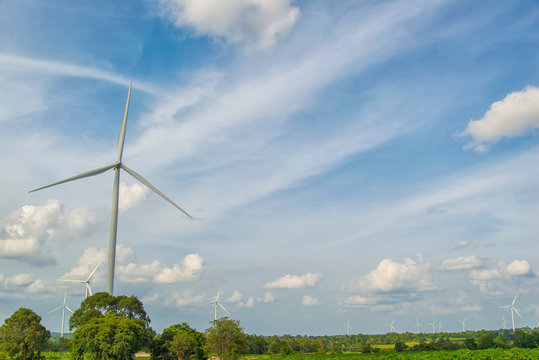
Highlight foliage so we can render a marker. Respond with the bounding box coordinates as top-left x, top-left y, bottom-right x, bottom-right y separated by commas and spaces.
69, 292, 150, 331
44, 337, 71, 352
0, 308, 50, 360
203, 318, 248, 360
477, 334, 494, 349
151, 323, 205, 360
394, 341, 407, 352
69, 293, 153, 360
71, 313, 150, 360
246, 335, 268, 354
